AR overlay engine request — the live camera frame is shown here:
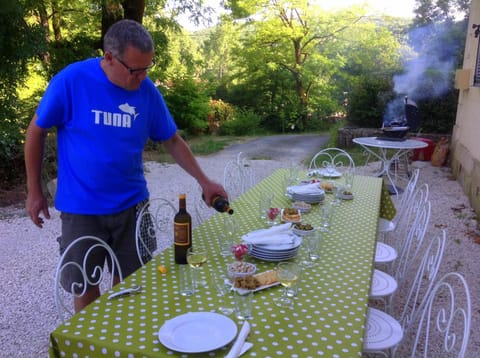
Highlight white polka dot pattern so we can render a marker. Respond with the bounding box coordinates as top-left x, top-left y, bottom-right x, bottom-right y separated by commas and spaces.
49, 169, 384, 357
